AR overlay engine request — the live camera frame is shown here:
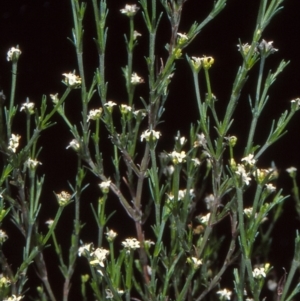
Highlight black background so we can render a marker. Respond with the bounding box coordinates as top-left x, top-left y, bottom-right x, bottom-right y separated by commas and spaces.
1, 0, 300, 299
